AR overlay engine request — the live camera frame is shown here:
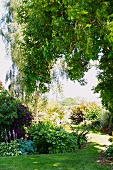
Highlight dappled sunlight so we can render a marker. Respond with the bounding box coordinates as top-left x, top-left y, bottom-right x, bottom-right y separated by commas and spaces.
93, 143, 108, 151
0, 143, 112, 170
94, 144, 107, 151
33, 162, 38, 164
53, 163, 61, 167
30, 157, 35, 160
